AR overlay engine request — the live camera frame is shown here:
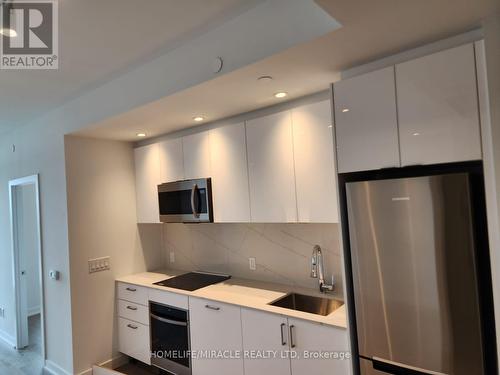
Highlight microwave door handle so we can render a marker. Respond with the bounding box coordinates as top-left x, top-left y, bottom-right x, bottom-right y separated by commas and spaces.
191, 184, 200, 218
